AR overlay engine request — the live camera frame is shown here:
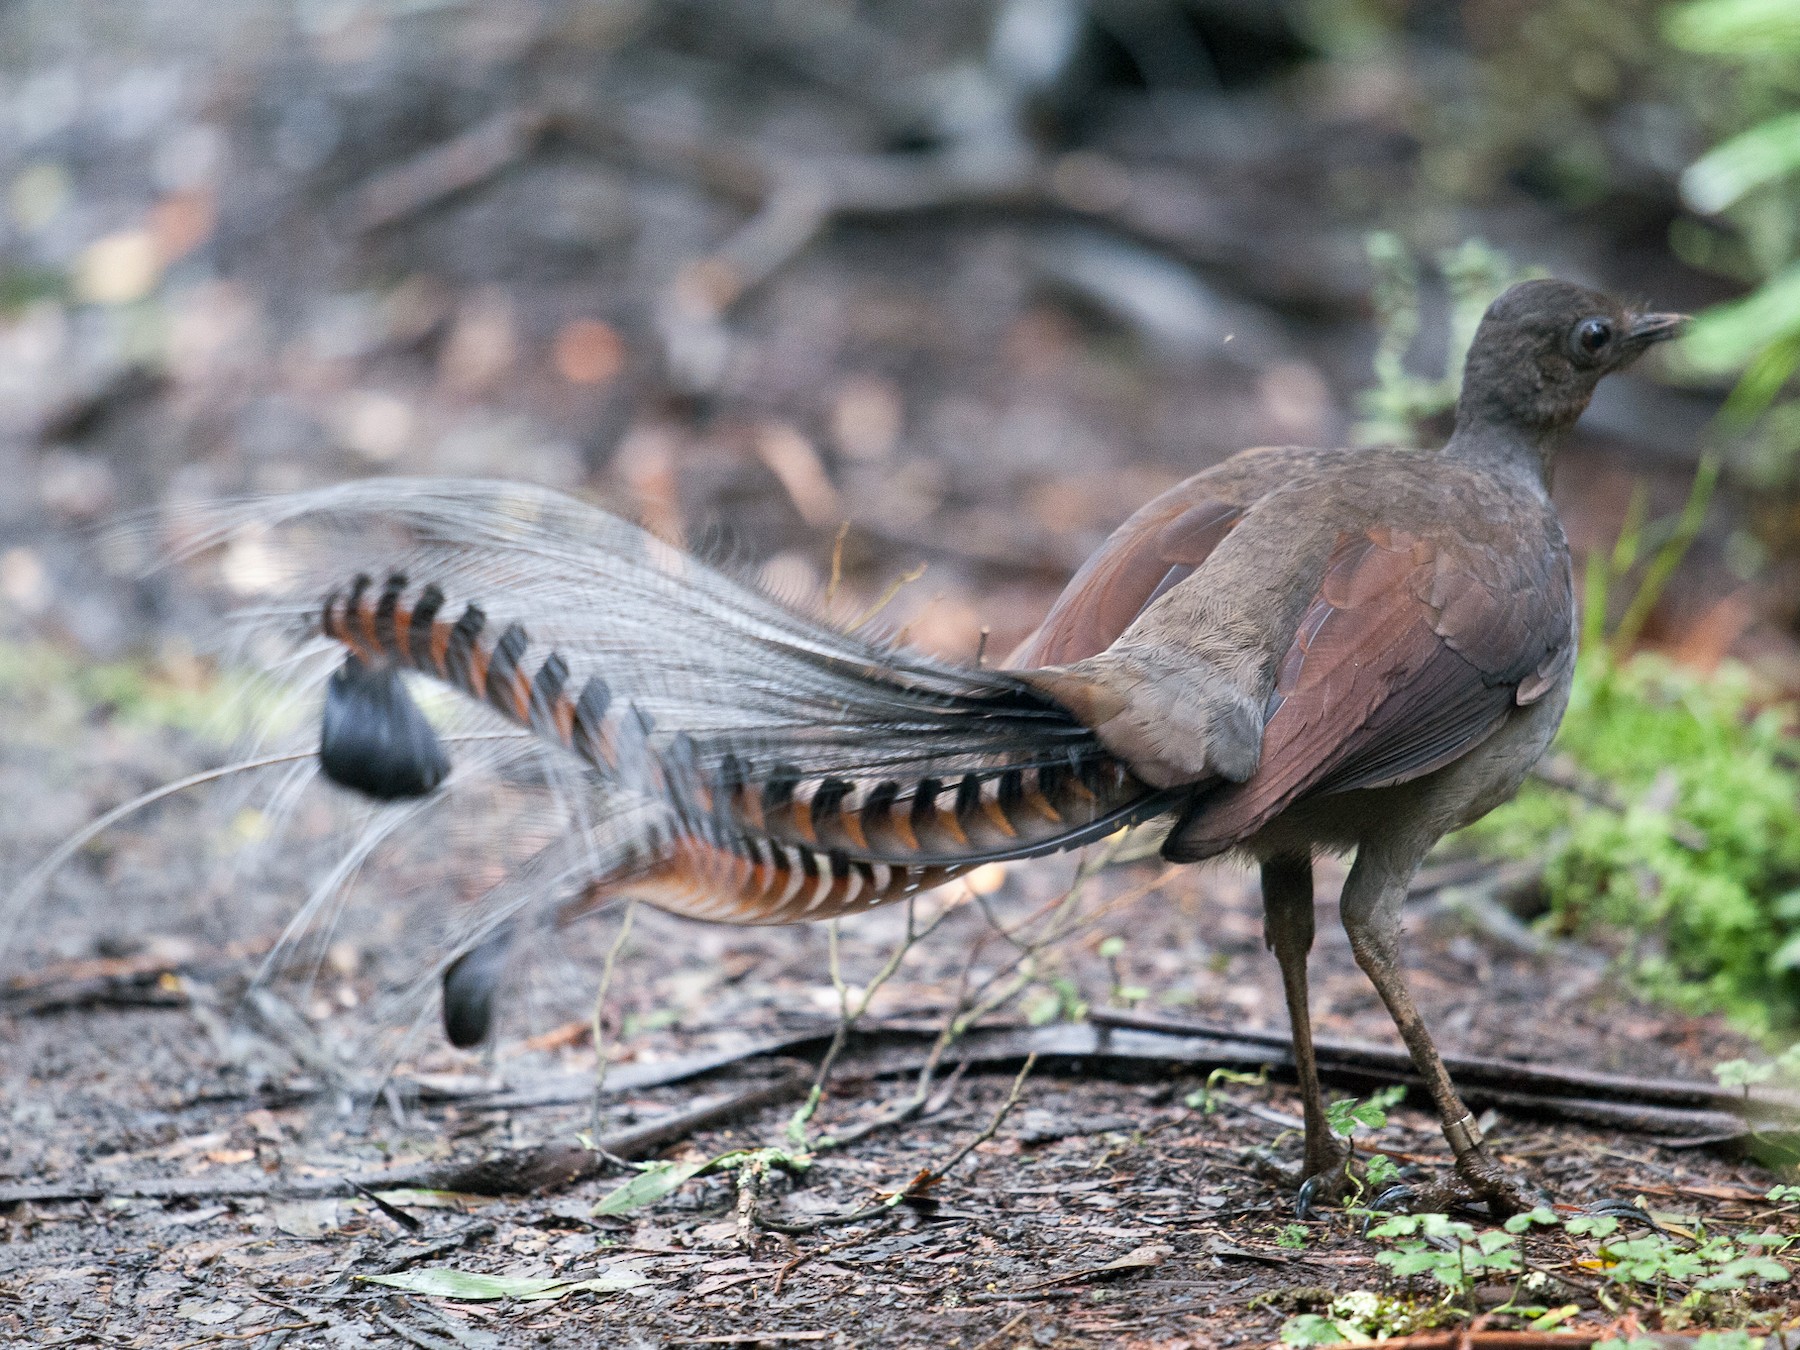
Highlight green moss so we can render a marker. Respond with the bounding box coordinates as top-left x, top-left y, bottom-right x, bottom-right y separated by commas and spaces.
1464, 653, 1800, 1036
0, 637, 290, 743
